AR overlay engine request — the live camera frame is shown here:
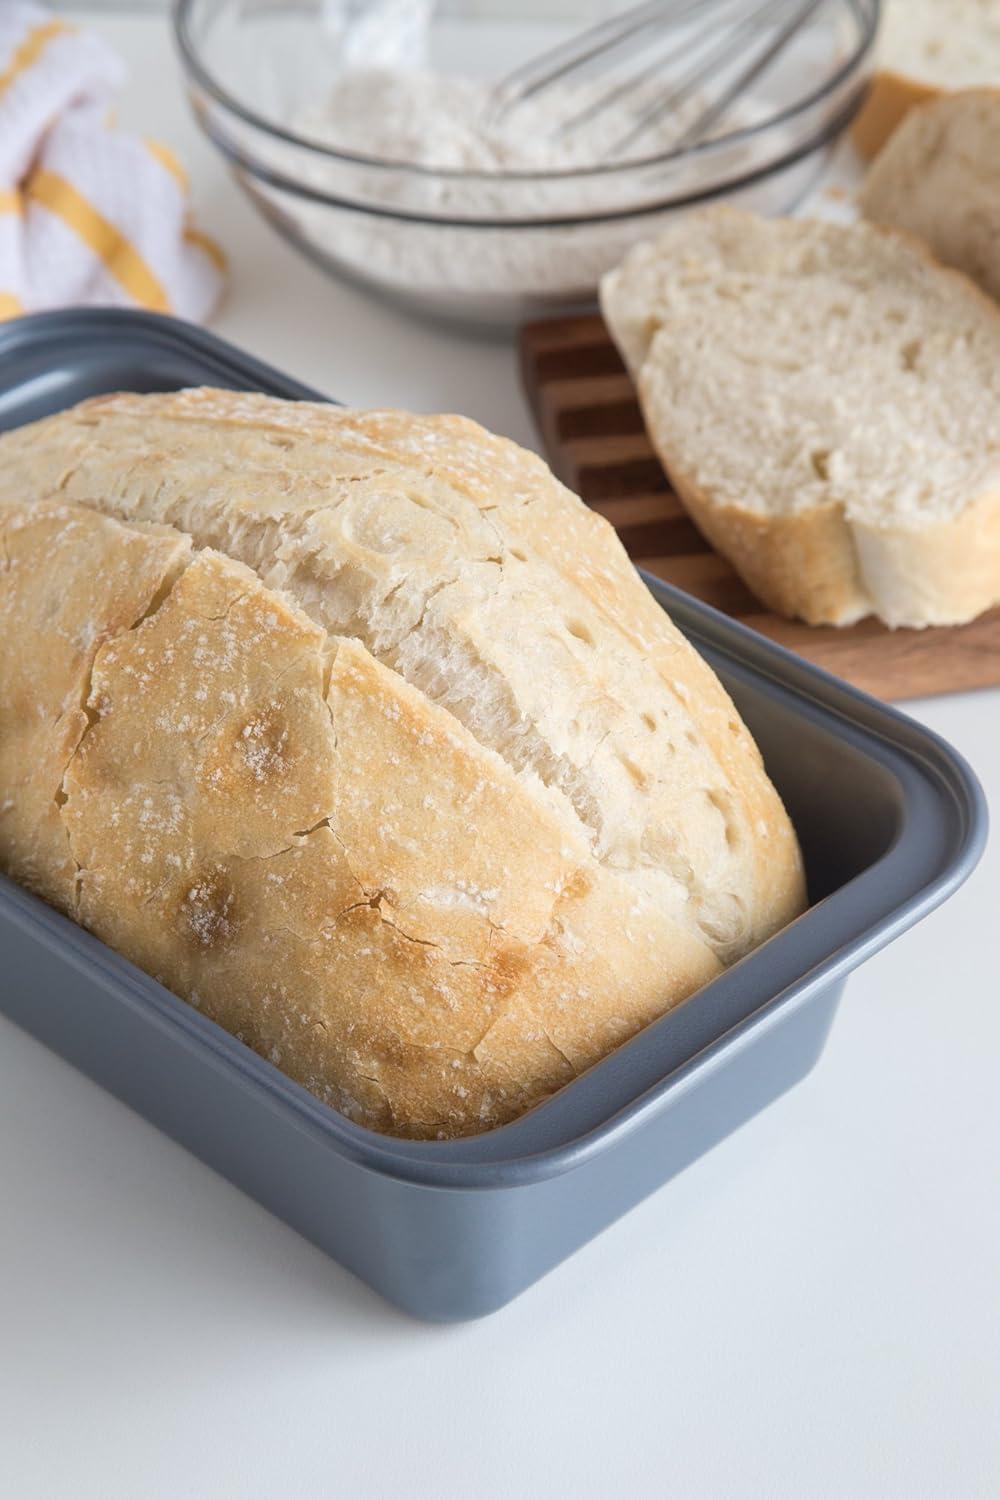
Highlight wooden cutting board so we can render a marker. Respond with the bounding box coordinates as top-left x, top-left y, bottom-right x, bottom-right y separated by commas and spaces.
519, 312, 1000, 702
